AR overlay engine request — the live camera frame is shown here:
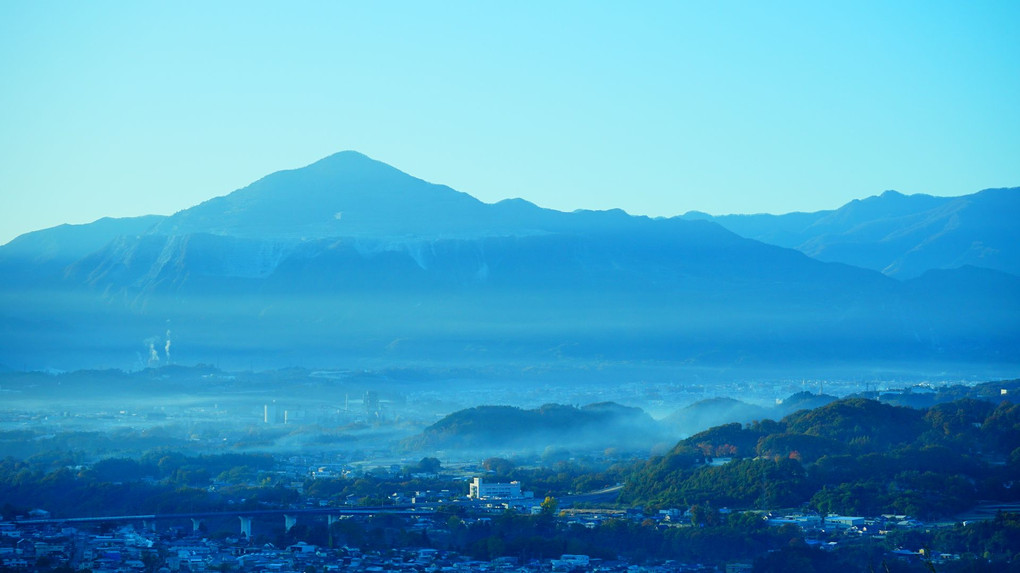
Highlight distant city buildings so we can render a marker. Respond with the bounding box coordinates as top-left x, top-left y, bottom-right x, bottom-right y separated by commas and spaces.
364, 391, 379, 413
